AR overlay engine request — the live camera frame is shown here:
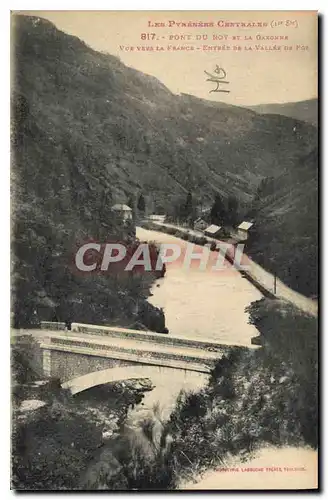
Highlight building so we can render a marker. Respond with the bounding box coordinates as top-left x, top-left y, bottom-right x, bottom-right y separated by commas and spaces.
237, 221, 254, 240
199, 205, 212, 218
111, 204, 133, 222
148, 214, 166, 223
194, 218, 208, 231
204, 224, 222, 238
